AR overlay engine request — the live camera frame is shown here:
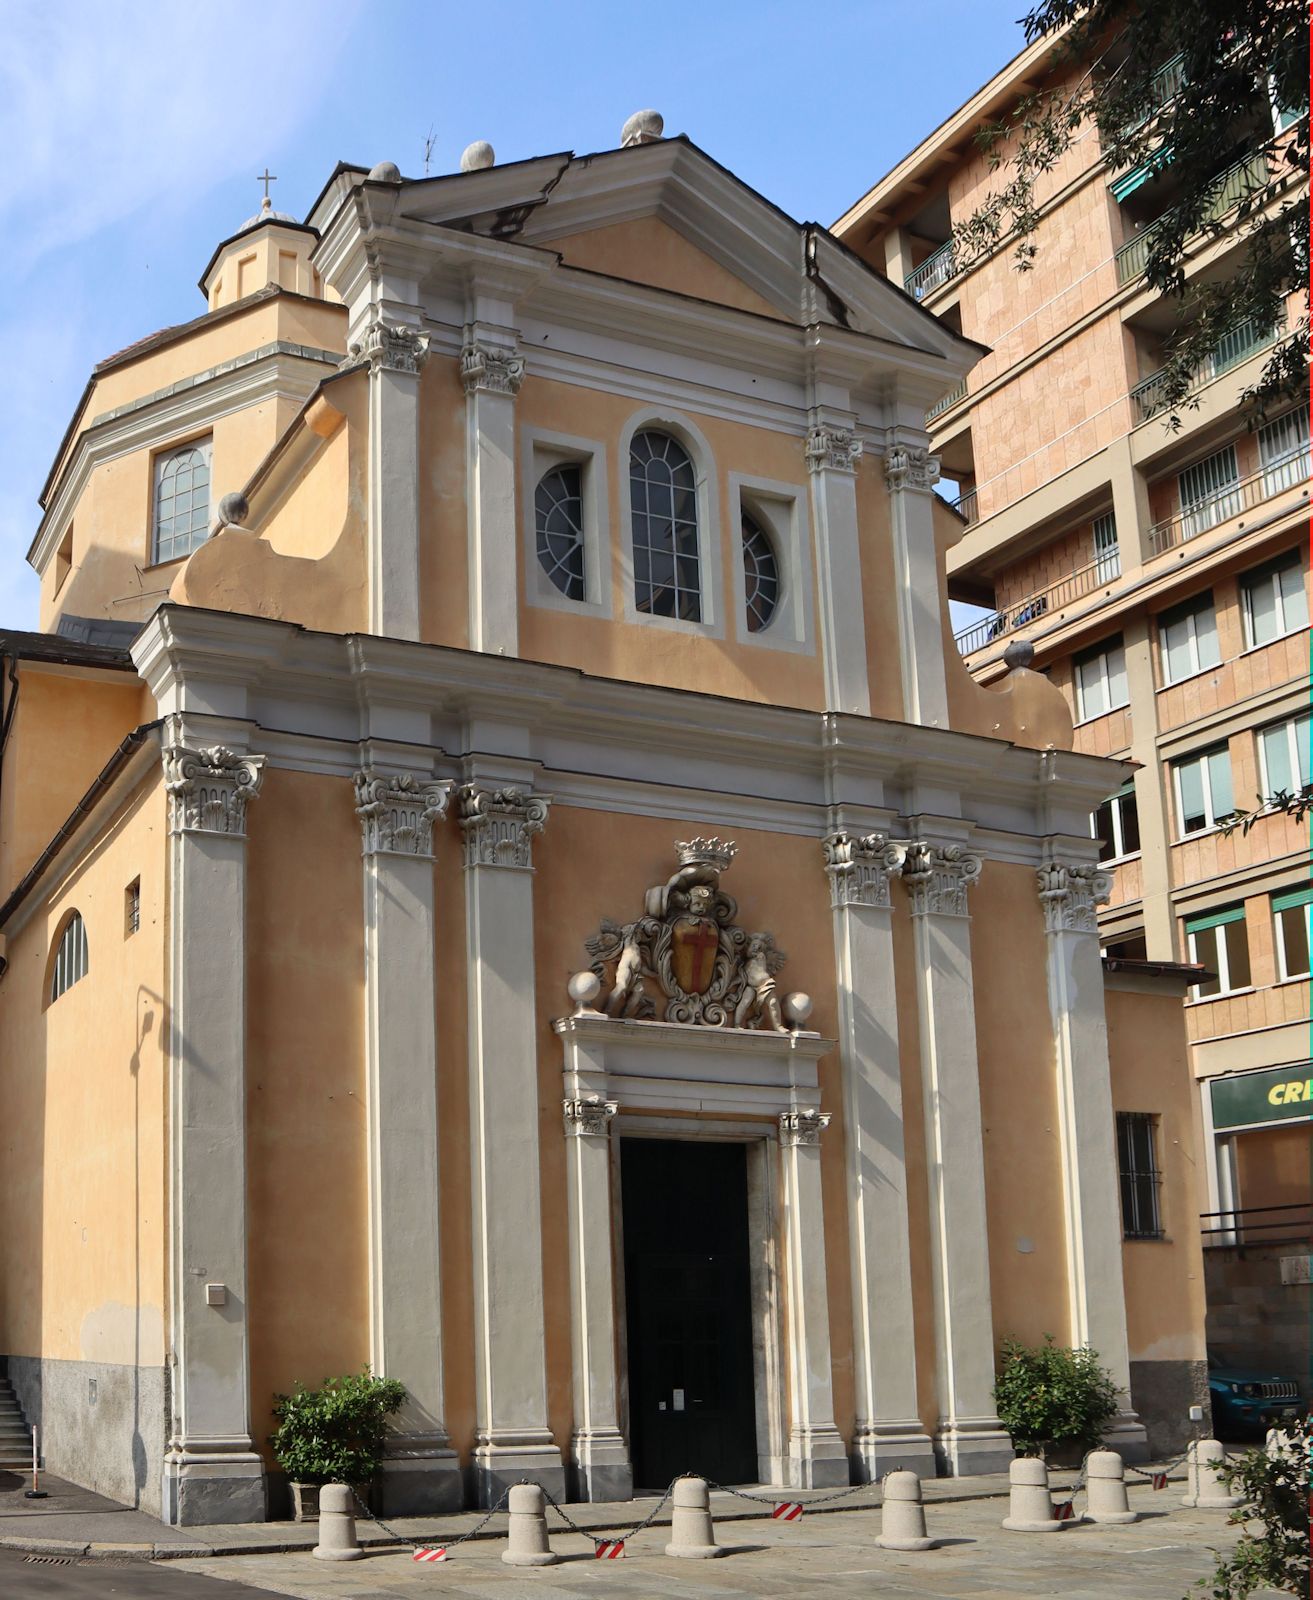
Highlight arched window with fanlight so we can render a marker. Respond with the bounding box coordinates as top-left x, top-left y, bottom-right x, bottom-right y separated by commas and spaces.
49, 911, 89, 1004
534, 464, 586, 601
740, 511, 780, 633
152, 438, 213, 565
629, 430, 702, 622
